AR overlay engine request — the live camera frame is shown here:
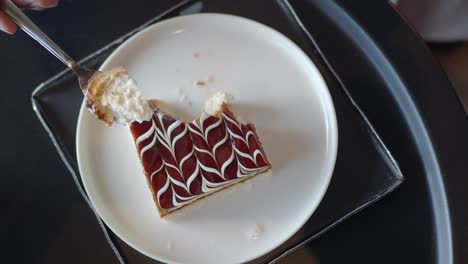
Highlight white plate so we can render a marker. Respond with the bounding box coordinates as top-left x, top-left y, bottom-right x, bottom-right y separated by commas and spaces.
77, 14, 338, 264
